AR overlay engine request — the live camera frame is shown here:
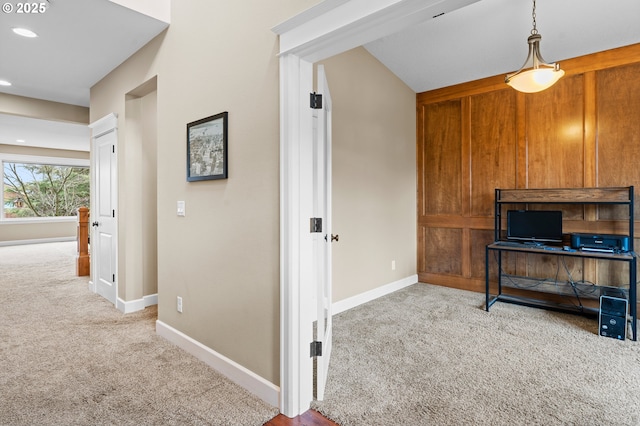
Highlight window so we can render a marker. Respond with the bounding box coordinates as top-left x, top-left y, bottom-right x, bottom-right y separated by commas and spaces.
2, 155, 89, 221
